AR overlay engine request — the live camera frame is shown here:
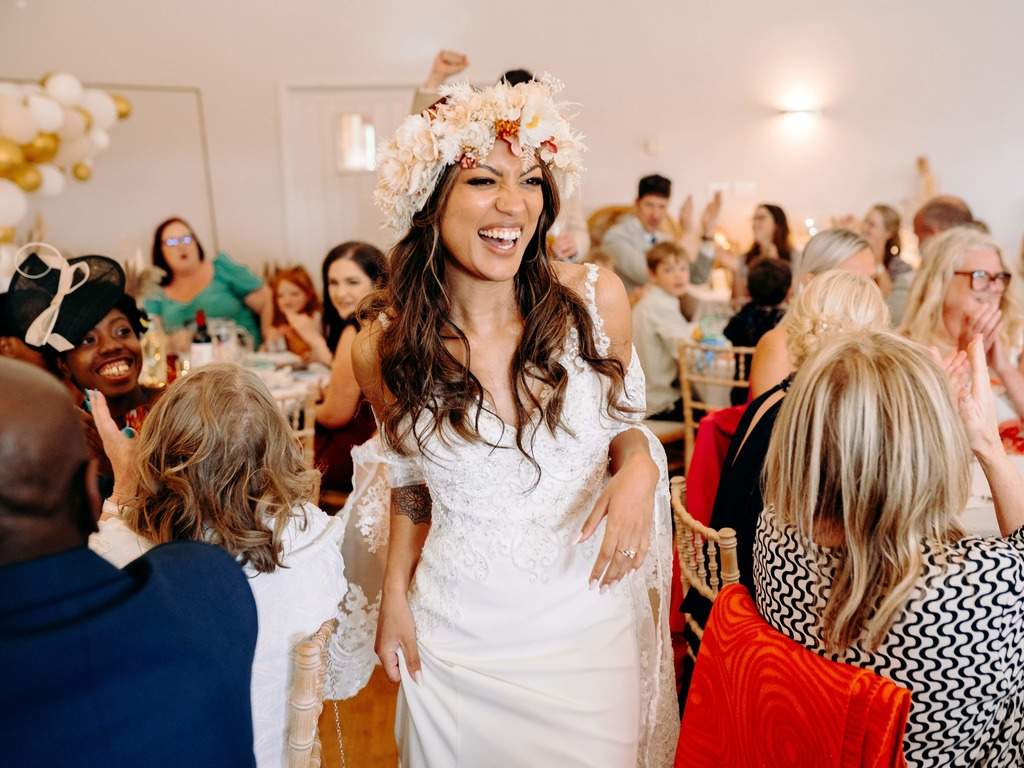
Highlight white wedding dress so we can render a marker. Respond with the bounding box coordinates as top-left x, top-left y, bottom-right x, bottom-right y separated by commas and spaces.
385, 264, 678, 767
